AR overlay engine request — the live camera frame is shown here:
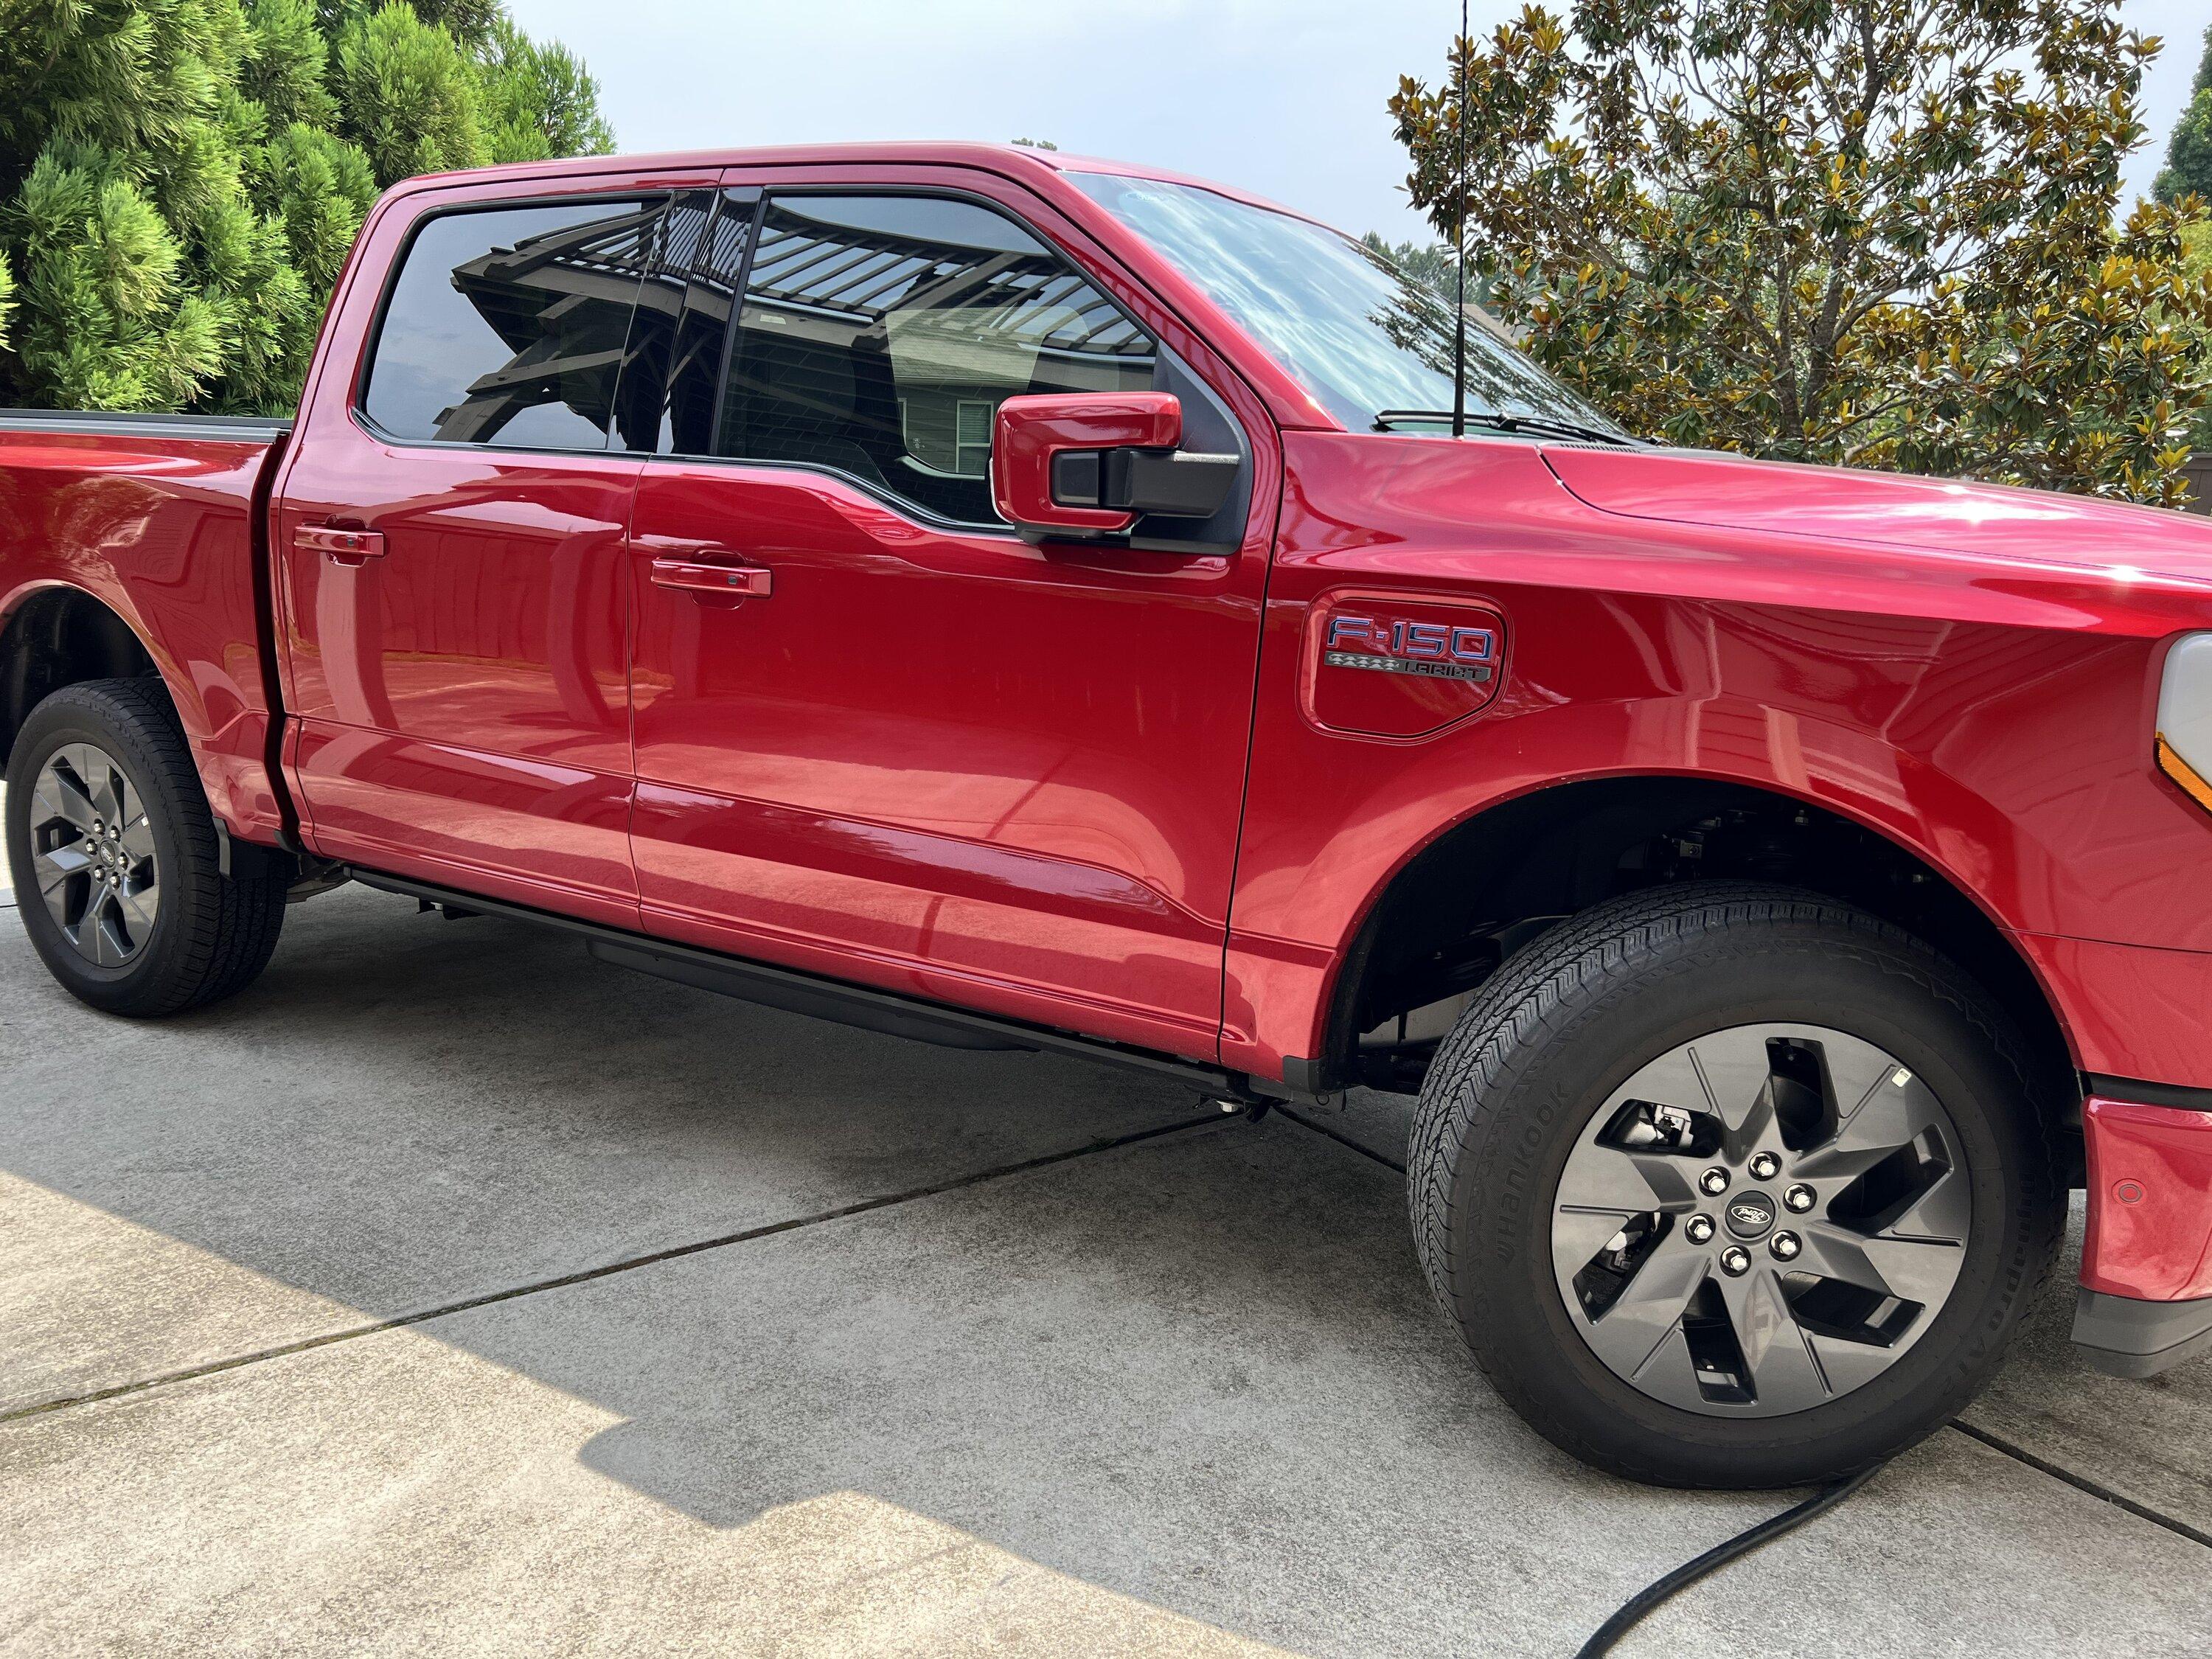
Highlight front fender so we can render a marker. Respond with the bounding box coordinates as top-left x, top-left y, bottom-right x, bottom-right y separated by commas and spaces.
1224, 433, 2212, 1083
